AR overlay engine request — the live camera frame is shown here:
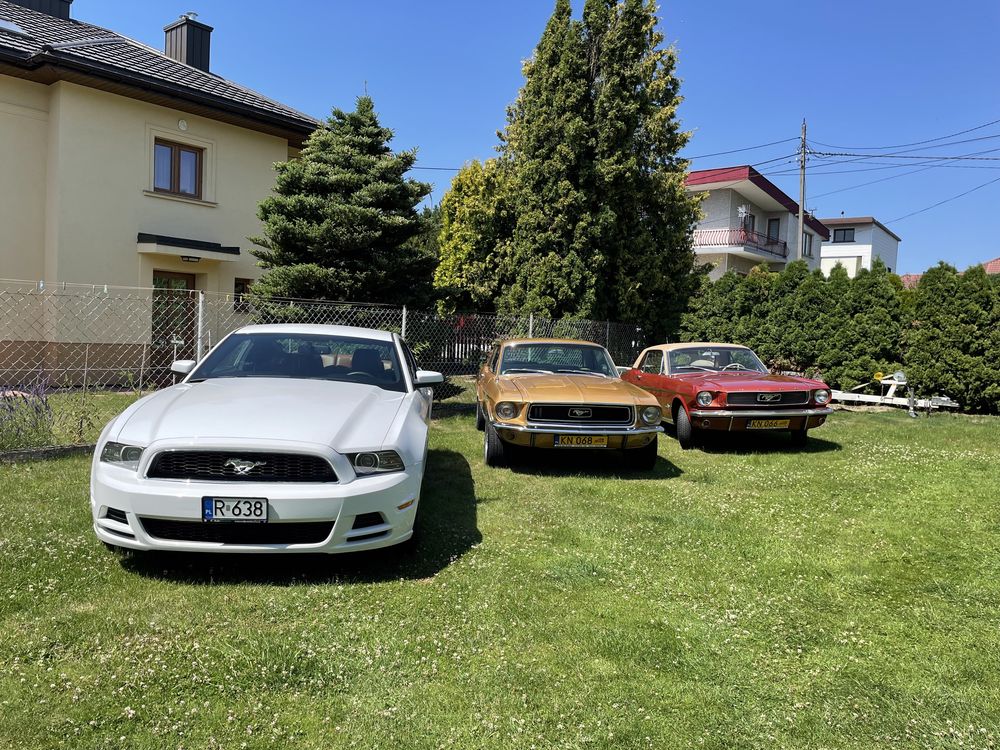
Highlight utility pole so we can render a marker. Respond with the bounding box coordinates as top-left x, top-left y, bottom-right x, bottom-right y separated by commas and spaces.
797, 118, 807, 261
